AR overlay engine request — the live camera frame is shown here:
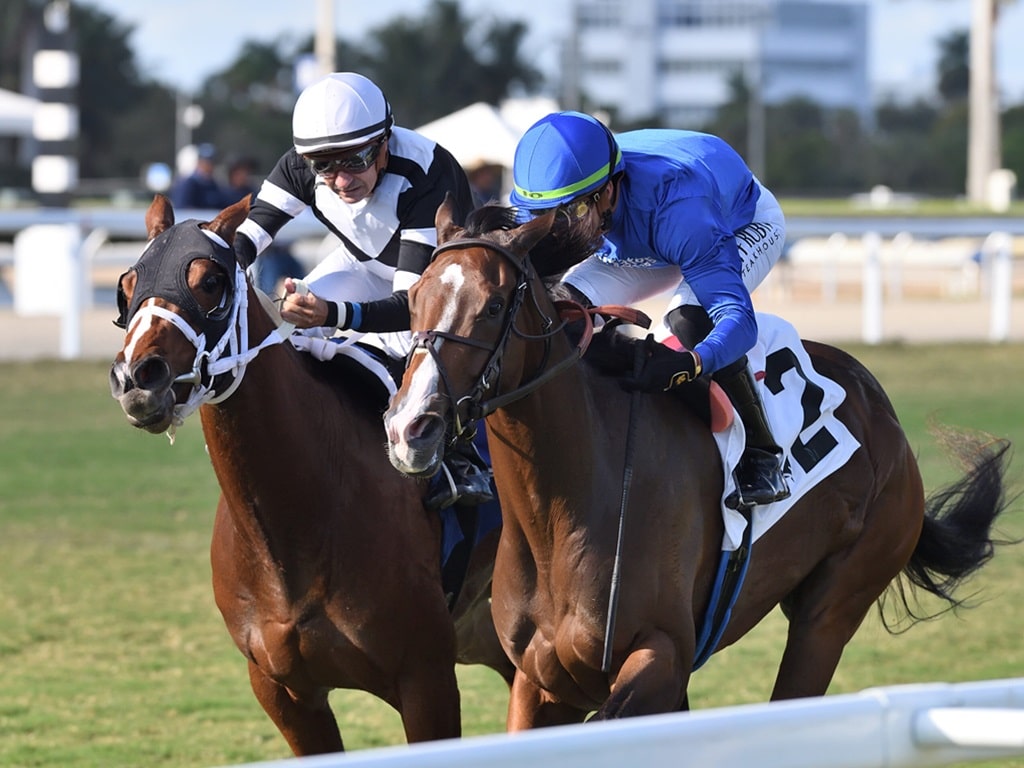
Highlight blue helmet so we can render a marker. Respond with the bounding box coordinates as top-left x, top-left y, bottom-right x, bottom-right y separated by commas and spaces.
510, 111, 624, 210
